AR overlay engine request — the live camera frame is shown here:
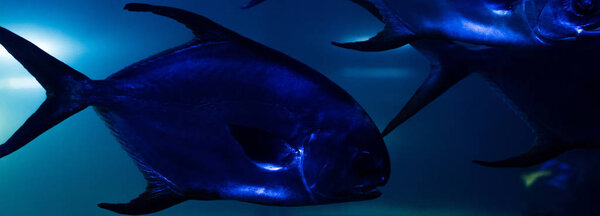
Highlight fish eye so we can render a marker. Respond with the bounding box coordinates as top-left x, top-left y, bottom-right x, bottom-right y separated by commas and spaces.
352, 152, 376, 176
573, 0, 598, 15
